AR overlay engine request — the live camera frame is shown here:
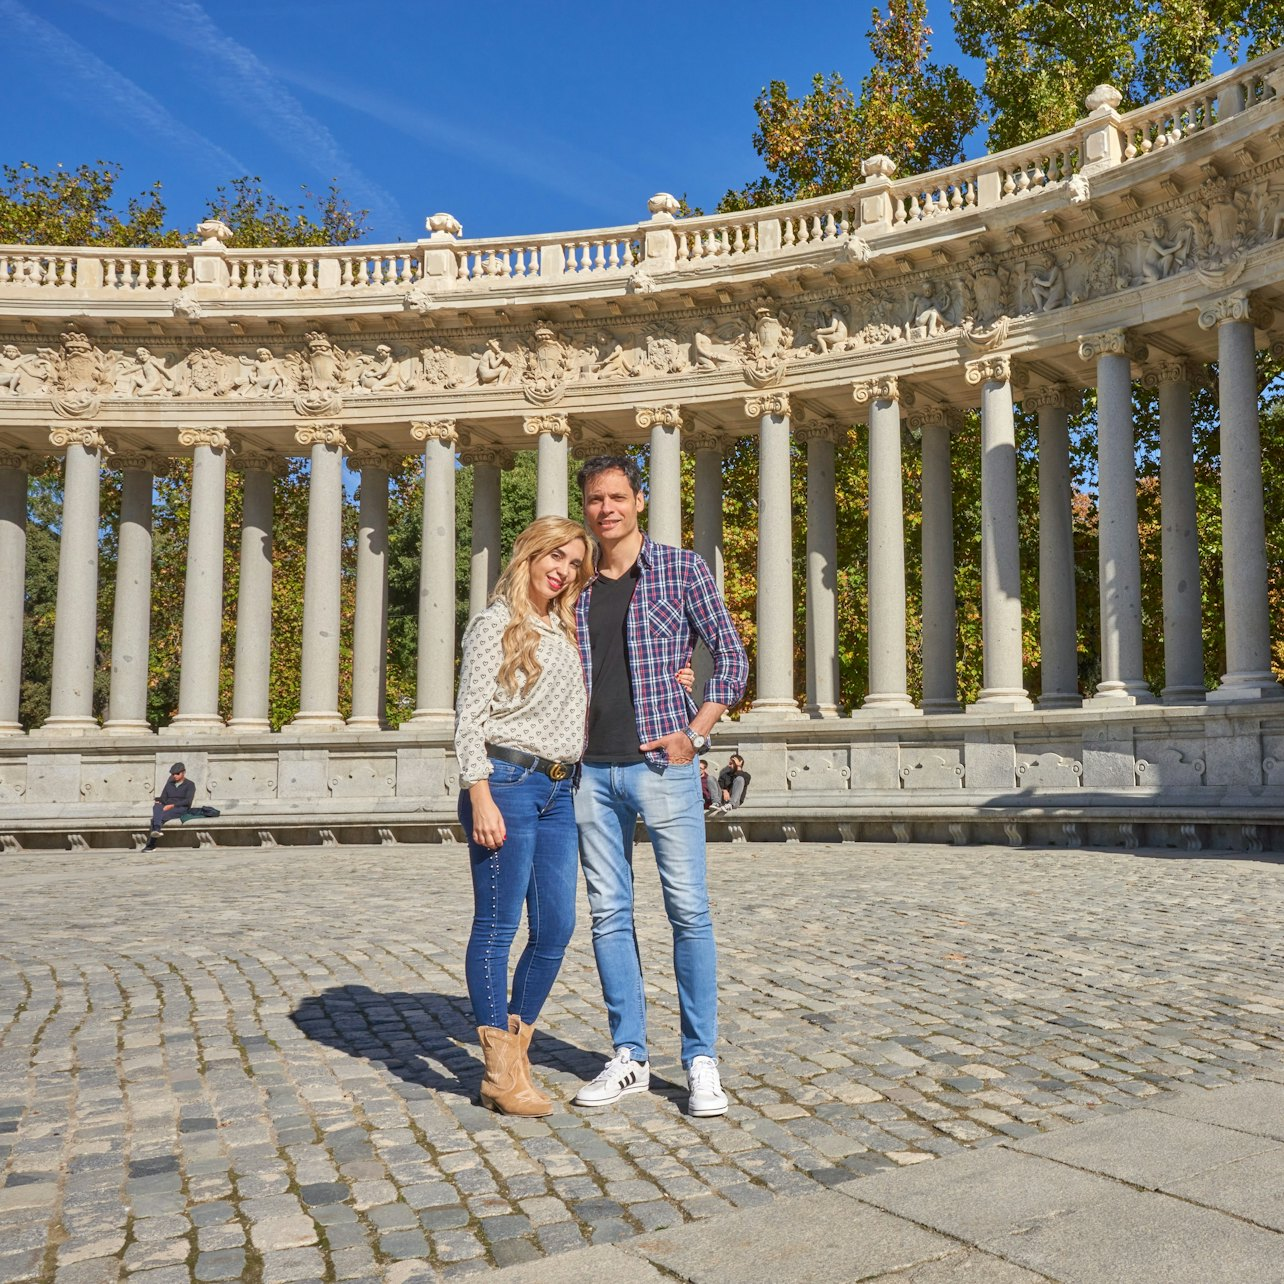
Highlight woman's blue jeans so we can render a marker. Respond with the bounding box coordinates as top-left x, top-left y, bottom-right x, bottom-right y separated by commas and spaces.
459, 758, 579, 1030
